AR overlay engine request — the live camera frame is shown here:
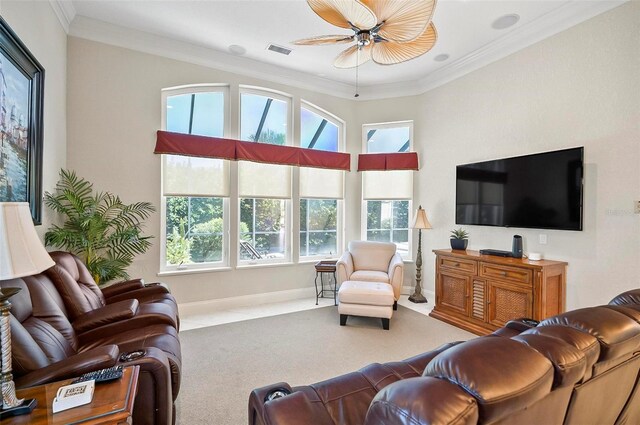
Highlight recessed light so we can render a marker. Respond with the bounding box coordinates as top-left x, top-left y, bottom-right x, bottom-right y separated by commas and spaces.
228, 45, 246, 56
492, 14, 520, 30
434, 54, 450, 62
